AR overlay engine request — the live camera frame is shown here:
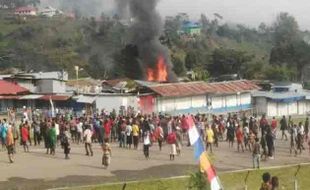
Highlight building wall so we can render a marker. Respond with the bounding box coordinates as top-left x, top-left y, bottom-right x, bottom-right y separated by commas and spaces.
191, 96, 206, 108
156, 95, 207, 113
288, 102, 298, 115
15, 10, 37, 16
155, 93, 252, 115
277, 102, 288, 116
261, 99, 310, 117
17, 80, 36, 93
37, 80, 66, 94
226, 95, 237, 107
267, 101, 277, 116
254, 97, 267, 115
96, 95, 138, 113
